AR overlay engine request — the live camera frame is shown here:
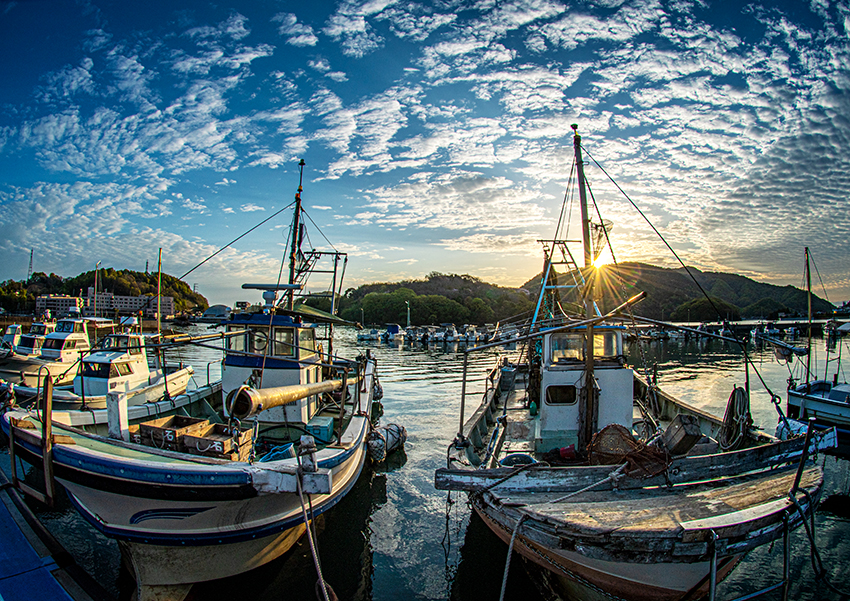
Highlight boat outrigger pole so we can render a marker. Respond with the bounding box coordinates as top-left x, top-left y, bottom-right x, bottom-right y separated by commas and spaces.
572, 124, 598, 449
287, 159, 306, 311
